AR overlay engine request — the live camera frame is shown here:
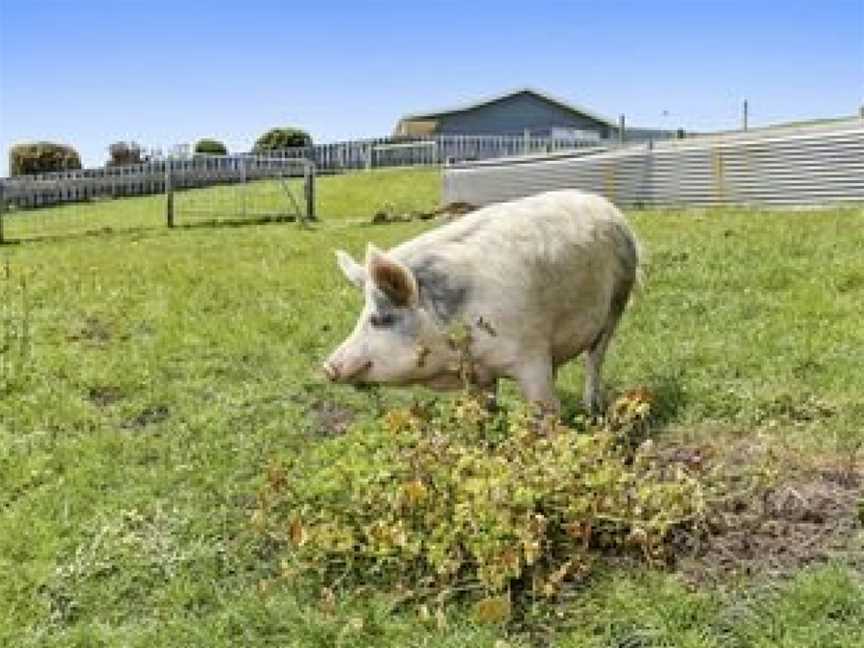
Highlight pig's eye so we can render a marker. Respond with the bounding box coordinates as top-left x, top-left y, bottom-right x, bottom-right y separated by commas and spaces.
370, 312, 396, 327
